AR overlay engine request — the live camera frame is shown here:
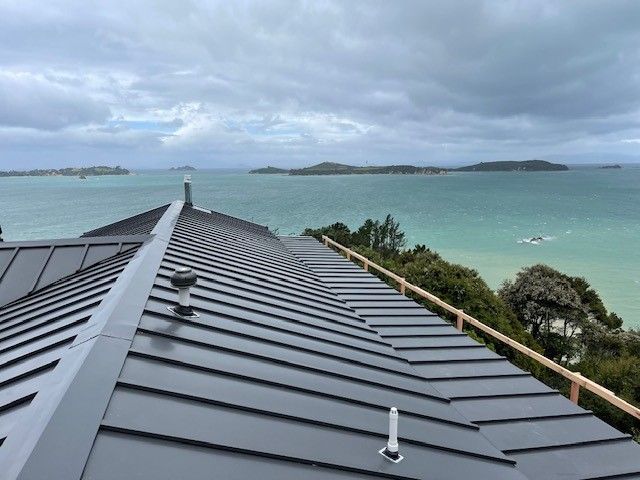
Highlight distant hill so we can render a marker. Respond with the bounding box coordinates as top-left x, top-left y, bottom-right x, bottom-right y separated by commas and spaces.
288, 162, 447, 176
0, 166, 131, 177
249, 166, 290, 174
455, 160, 568, 172
169, 165, 197, 171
